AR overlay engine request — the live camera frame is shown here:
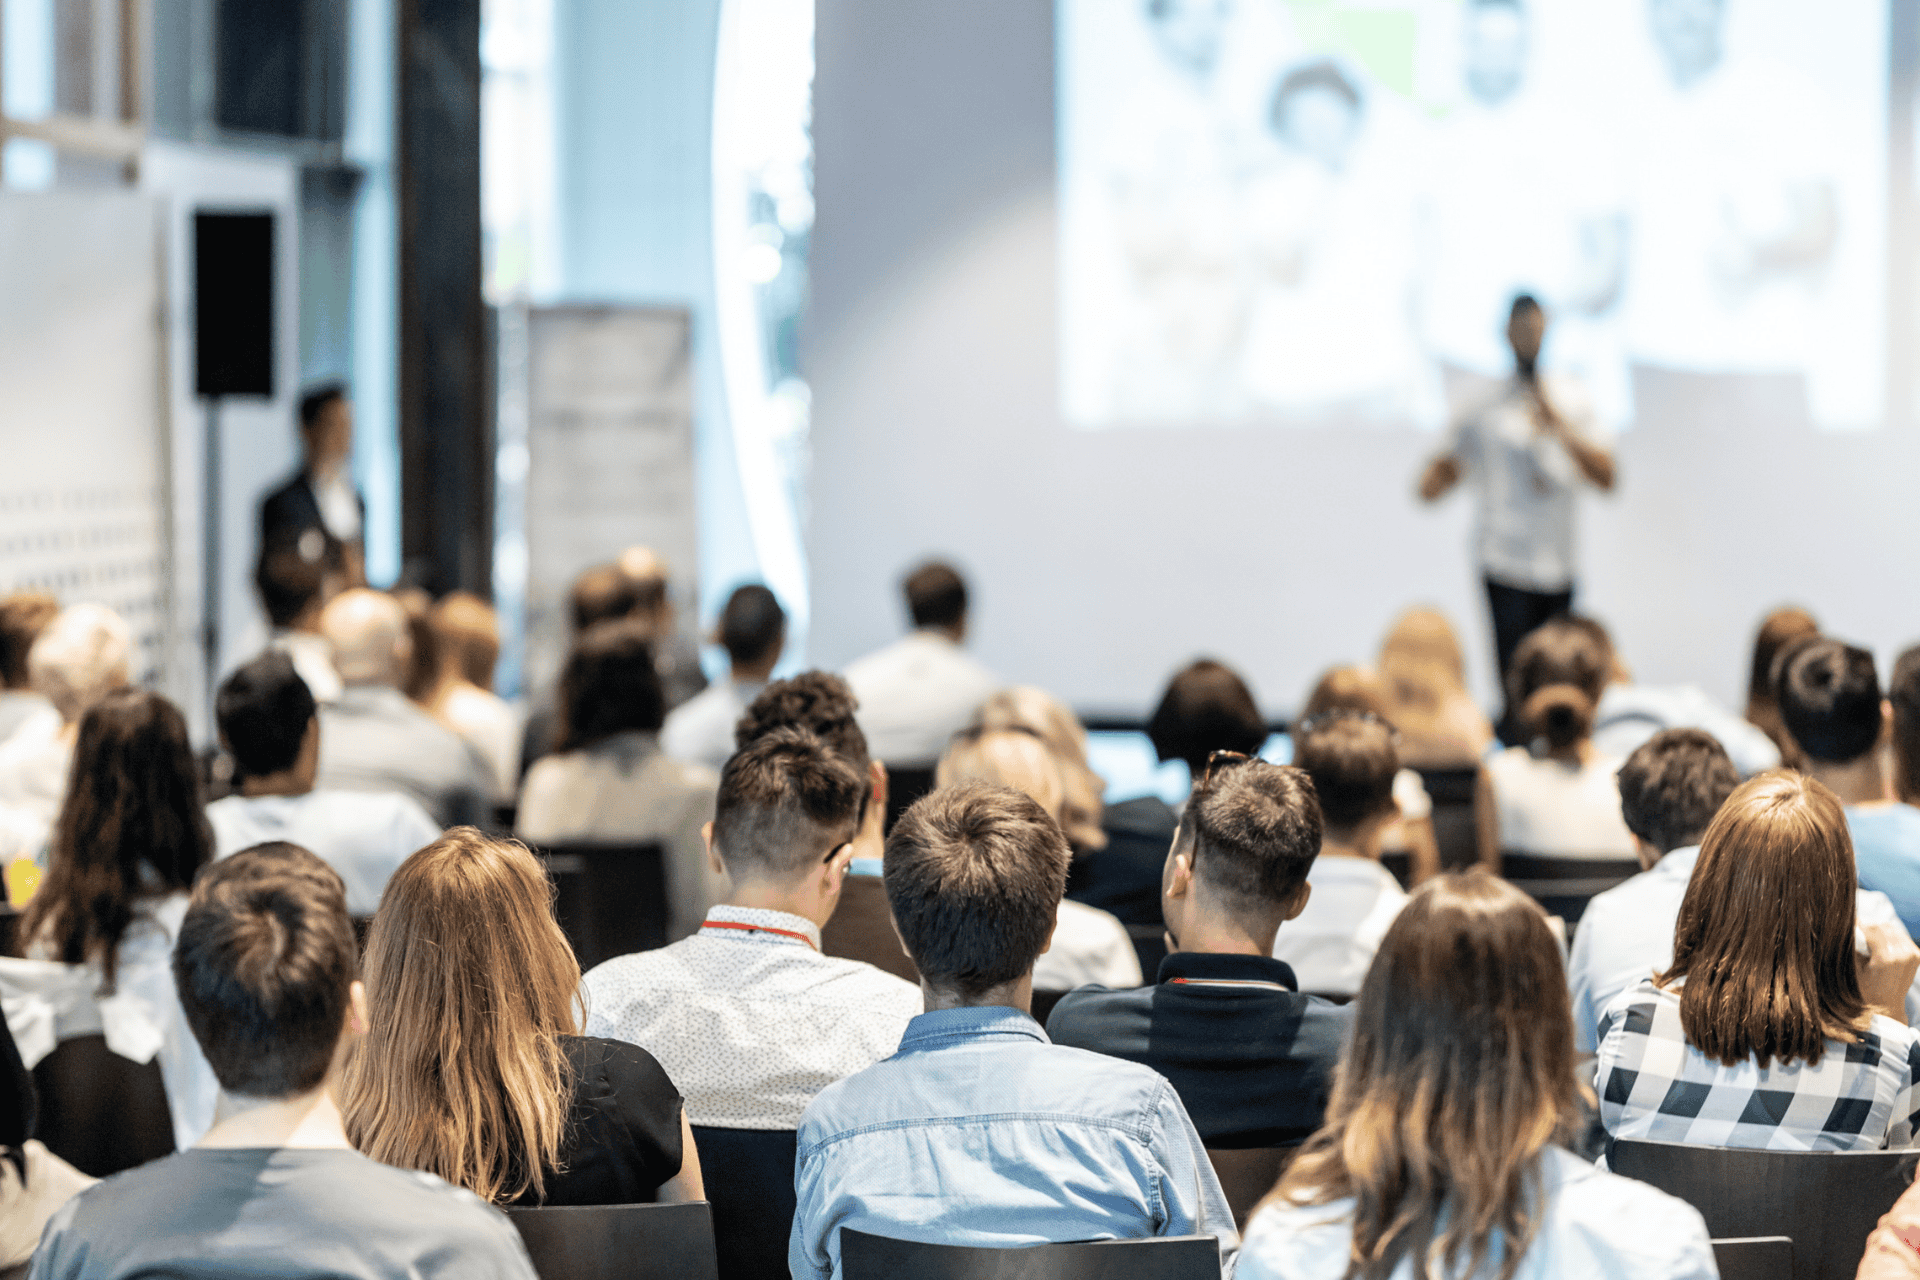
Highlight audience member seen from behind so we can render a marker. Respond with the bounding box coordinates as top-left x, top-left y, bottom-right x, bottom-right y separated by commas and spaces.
0, 593, 57, 747
790, 782, 1237, 1280
208, 652, 439, 917
344, 829, 699, 1206
1477, 616, 1636, 865
13, 690, 218, 1148
935, 728, 1140, 992
1298, 667, 1442, 884
1238, 874, 1715, 1280
1047, 756, 1350, 1147
616, 545, 708, 711
516, 621, 720, 941
0, 605, 130, 829
1148, 658, 1269, 807
663, 584, 787, 771
519, 559, 657, 778
1778, 639, 1920, 937
417, 592, 519, 801
1595, 772, 1920, 1152
581, 728, 919, 1132
1282, 713, 1411, 996
31, 843, 539, 1280
1585, 614, 1780, 777
734, 672, 889, 871
843, 561, 998, 770
0, 1012, 93, 1267
1375, 607, 1493, 770
254, 537, 347, 705
1745, 605, 1820, 766
313, 589, 492, 828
